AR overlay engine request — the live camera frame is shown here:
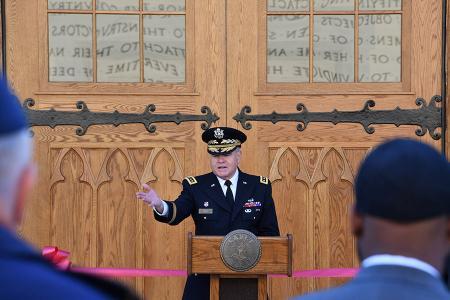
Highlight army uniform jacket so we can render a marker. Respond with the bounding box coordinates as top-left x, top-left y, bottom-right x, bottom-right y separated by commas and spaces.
153, 170, 280, 300
154, 171, 280, 236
